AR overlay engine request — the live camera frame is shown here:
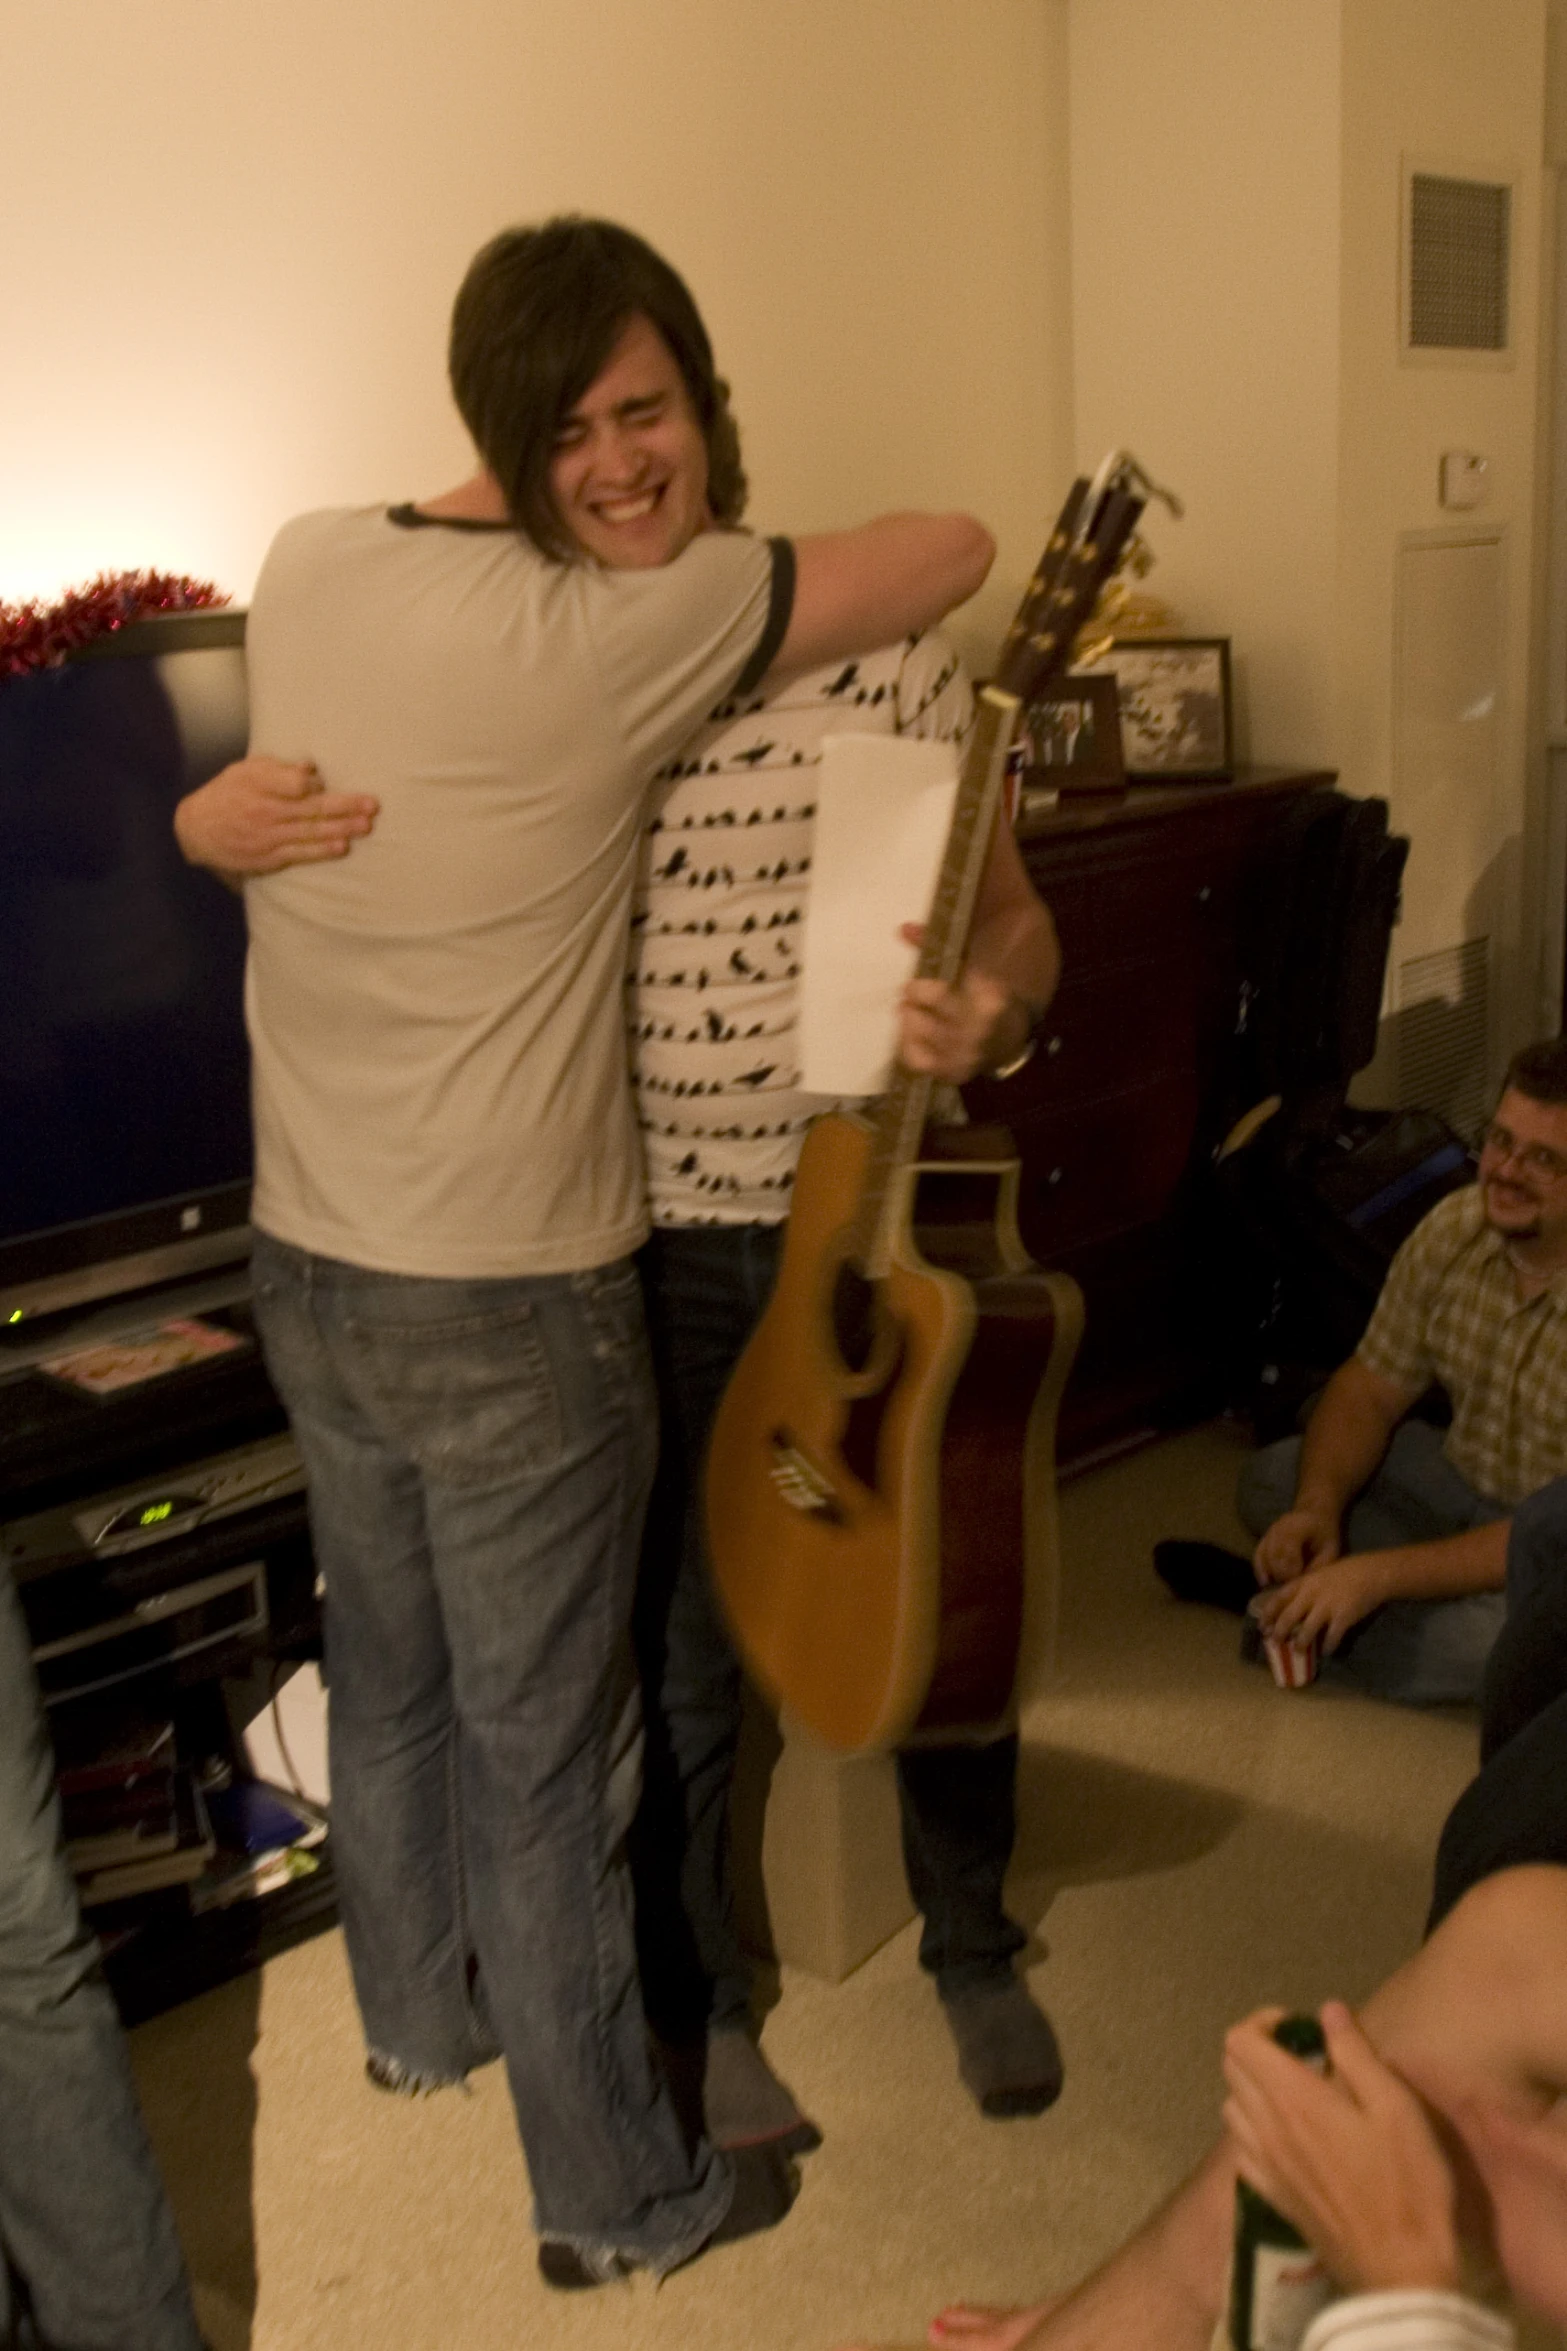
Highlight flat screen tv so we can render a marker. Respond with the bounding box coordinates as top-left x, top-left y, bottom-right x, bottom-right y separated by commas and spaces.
0, 608, 254, 1326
